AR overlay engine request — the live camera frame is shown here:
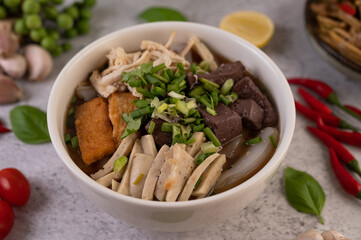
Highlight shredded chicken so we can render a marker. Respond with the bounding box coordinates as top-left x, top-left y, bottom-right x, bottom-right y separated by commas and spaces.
89, 32, 217, 98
